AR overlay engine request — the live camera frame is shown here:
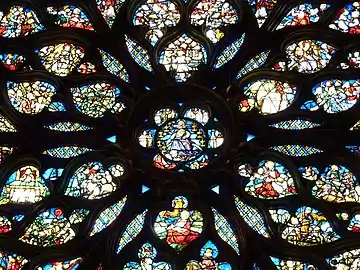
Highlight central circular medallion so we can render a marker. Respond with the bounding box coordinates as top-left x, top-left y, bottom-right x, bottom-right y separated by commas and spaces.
156, 118, 206, 162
